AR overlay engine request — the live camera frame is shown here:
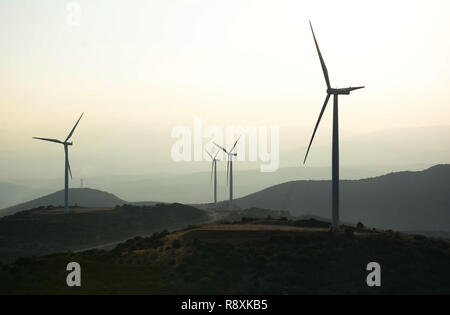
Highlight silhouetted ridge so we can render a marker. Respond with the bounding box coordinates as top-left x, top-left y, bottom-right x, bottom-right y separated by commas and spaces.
234, 165, 450, 231
0, 188, 127, 217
